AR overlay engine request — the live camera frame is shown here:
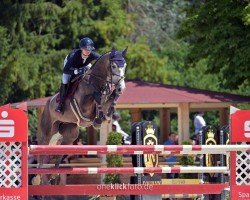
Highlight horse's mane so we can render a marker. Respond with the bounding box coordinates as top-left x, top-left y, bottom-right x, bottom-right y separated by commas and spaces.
88, 51, 110, 73
81, 51, 111, 90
